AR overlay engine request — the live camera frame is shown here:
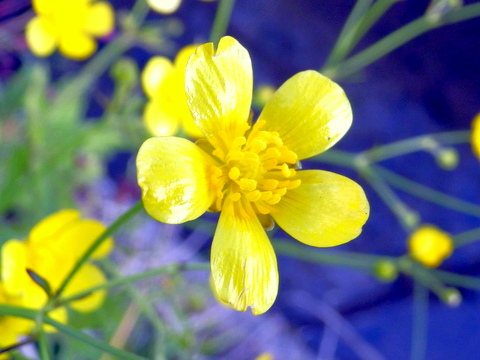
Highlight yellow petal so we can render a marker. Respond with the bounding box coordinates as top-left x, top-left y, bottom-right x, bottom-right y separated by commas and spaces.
29, 209, 80, 246
147, 0, 182, 14
64, 263, 107, 312
84, 1, 114, 37
54, 219, 113, 260
32, 0, 55, 16
142, 57, 174, 99
44, 306, 67, 332
185, 36, 252, 151
25, 17, 58, 57
472, 113, 480, 159
58, 31, 97, 60
272, 170, 369, 247
258, 70, 352, 160
136, 137, 218, 224
211, 201, 278, 315
143, 100, 180, 136
1, 240, 28, 297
